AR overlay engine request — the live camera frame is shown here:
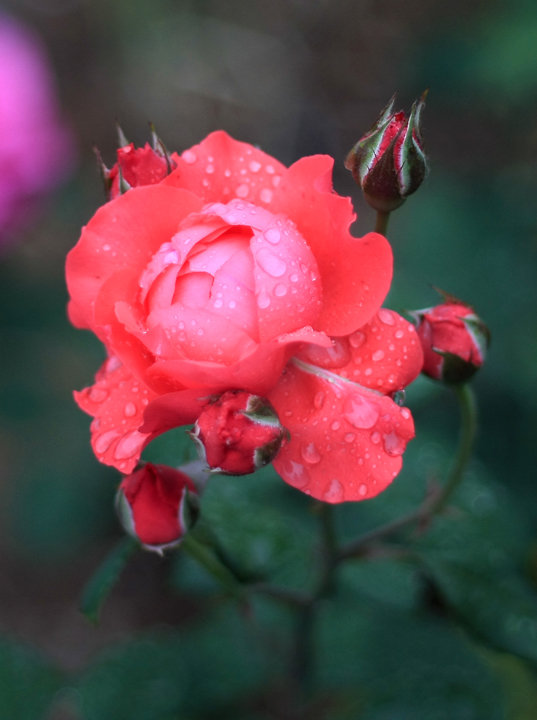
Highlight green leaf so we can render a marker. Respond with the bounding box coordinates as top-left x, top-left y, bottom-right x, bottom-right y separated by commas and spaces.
0, 636, 64, 720
76, 633, 188, 720
314, 594, 505, 720
80, 537, 138, 623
